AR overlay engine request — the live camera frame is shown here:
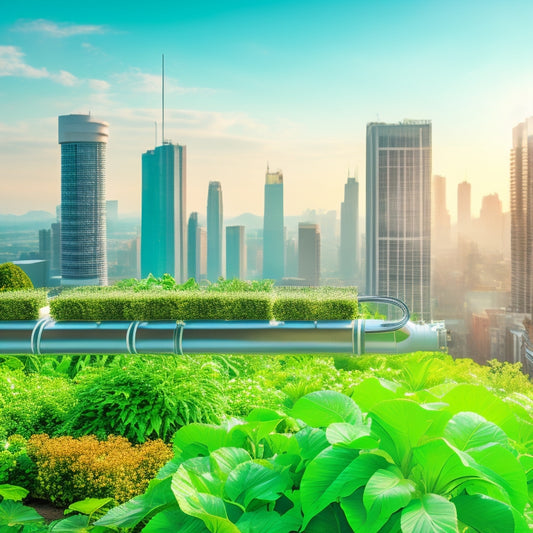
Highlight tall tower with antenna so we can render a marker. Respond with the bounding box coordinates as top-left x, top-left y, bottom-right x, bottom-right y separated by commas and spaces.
141, 55, 187, 281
